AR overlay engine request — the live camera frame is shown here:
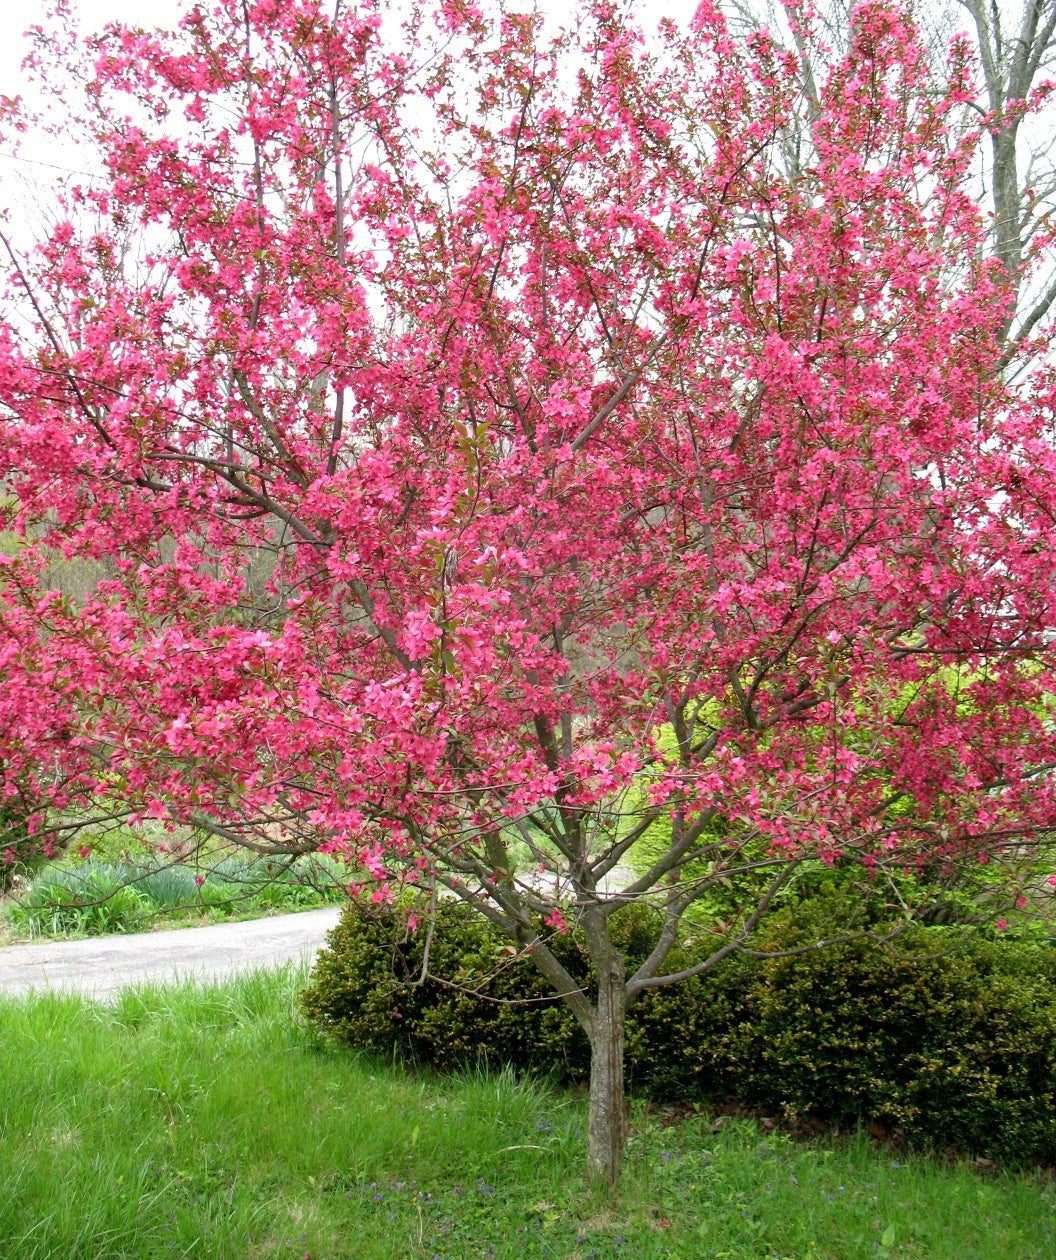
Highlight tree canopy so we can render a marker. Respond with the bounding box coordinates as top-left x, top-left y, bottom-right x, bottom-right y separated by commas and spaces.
2, 0, 1056, 1180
